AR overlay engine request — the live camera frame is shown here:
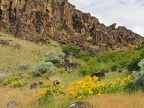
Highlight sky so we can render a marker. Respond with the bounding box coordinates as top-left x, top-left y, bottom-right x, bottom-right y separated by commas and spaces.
69, 0, 144, 36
